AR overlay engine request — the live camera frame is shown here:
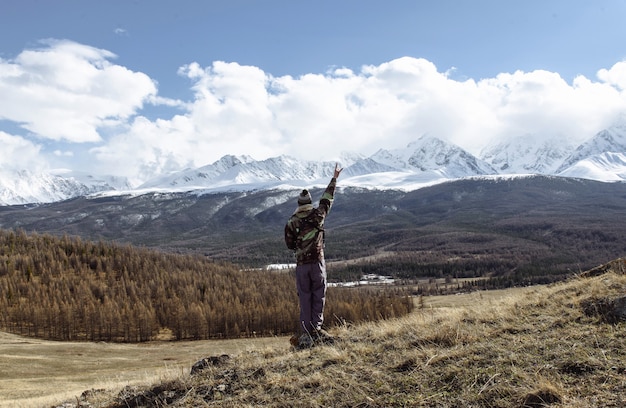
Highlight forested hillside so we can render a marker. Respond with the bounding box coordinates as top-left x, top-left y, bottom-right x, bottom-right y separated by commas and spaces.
0, 229, 412, 342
